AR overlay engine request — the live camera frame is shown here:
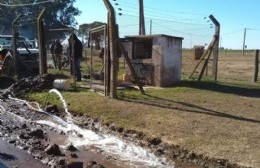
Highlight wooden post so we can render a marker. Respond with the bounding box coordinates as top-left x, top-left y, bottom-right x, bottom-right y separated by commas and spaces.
37, 9, 46, 75
71, 30, 77, 91
104, 26, 109, 96
189, 37, 216, 79
90, 31, 93, 88
209, 15, 220, 82
12, 14, 21, 78
106, 12, 111, 96
253, 50, 259, 82
198, 46, 215, 81
118, 41, 145, 94
103, 0, 119, 98
41, 20, 47, 74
